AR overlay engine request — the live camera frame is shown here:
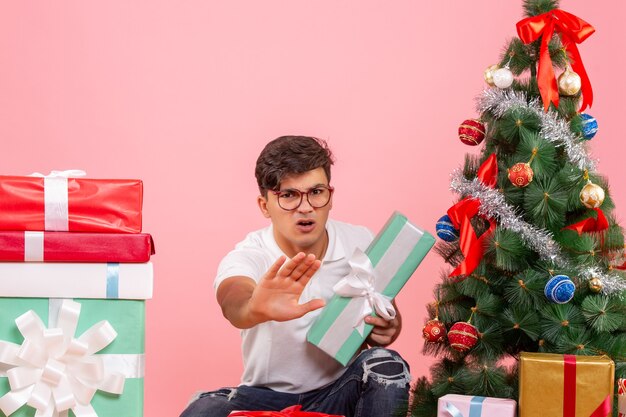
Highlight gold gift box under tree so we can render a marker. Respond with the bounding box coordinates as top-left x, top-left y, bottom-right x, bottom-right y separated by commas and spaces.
519, 352, 614, 417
